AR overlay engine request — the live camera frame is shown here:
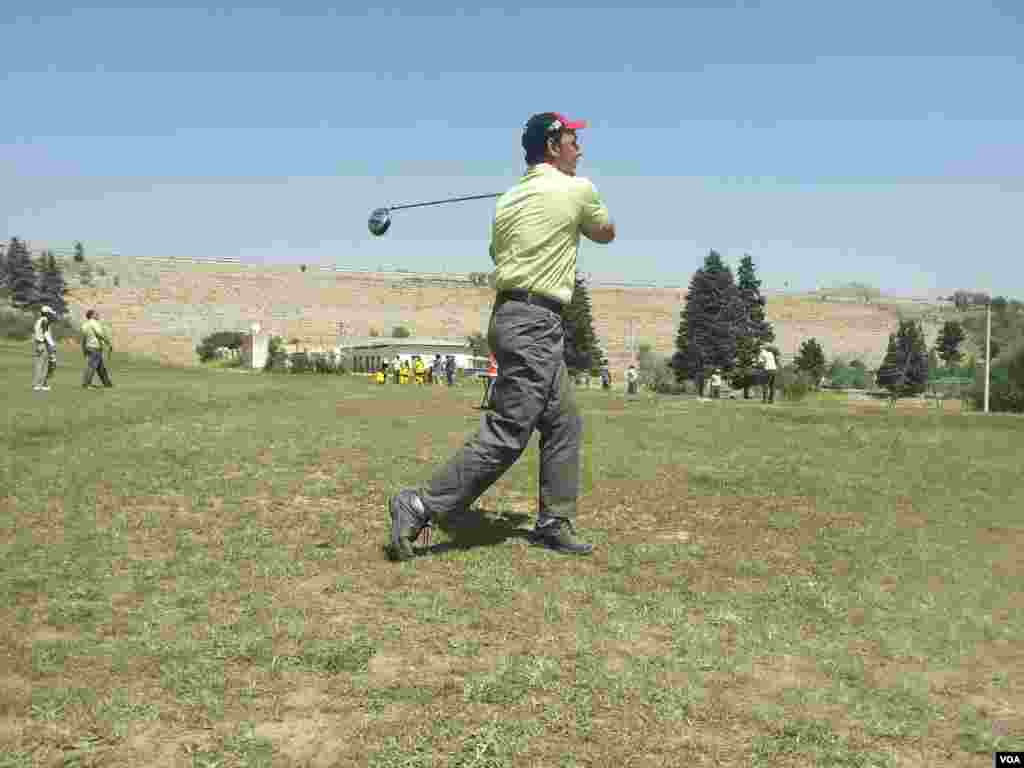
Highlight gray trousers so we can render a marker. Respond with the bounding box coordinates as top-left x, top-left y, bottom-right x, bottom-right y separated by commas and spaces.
420, 298, 582, 522
82, 350, 112, 387
32, 343, 51, 388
